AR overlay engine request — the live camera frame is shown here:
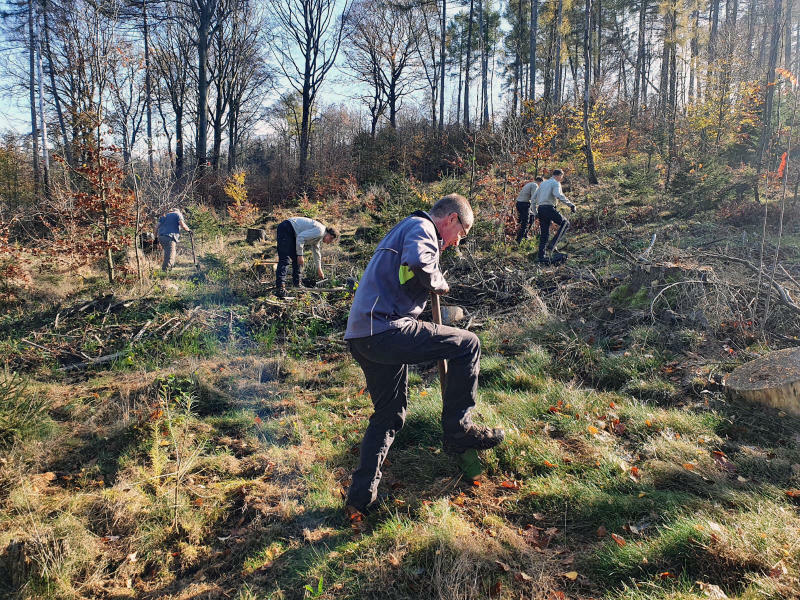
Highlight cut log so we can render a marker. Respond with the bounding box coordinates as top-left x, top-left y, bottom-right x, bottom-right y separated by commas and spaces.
724, 347, 800, 415
246, 228, 268, 244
